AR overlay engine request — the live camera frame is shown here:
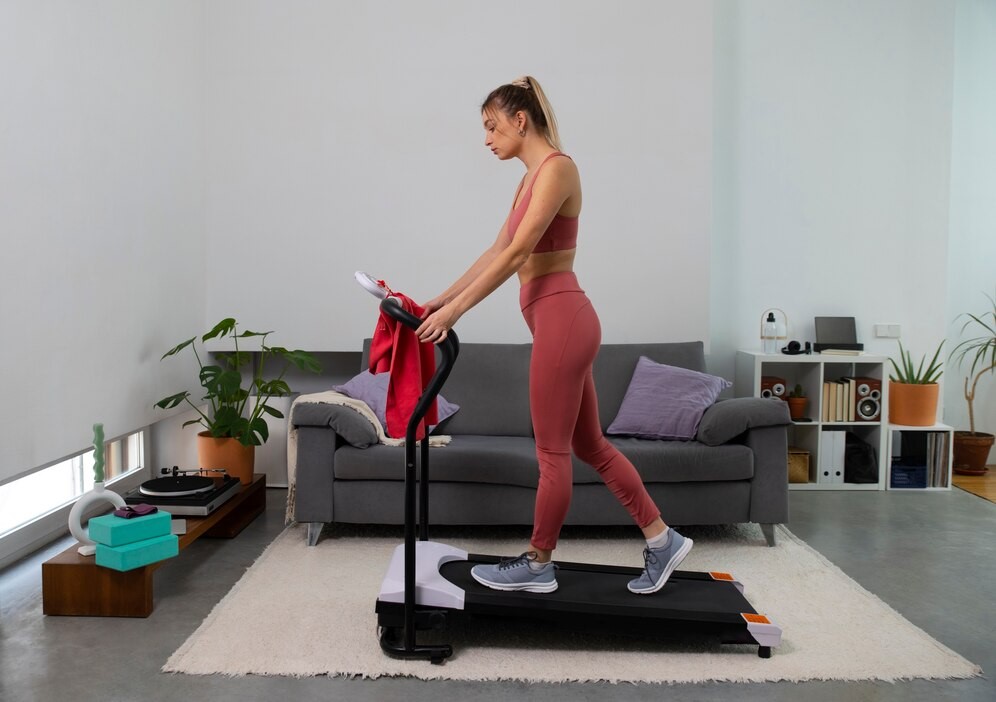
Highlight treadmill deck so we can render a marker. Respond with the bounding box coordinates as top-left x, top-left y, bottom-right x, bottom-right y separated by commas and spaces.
377, 552, 781, 653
